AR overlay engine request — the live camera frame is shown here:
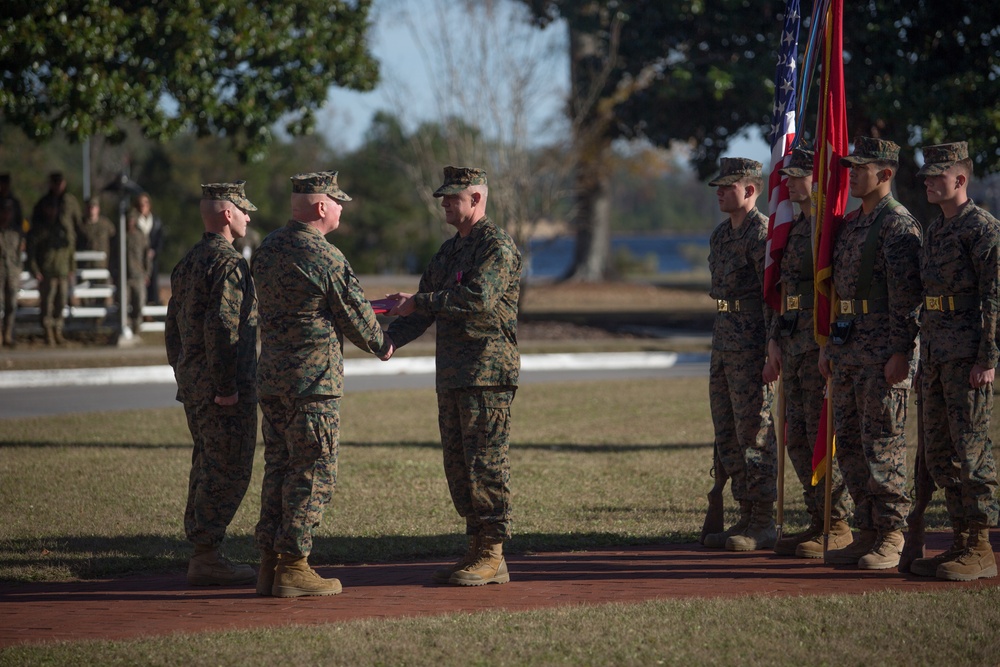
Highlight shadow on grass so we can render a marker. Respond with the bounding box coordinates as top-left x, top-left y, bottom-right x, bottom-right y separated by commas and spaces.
0, 440, 712, 453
